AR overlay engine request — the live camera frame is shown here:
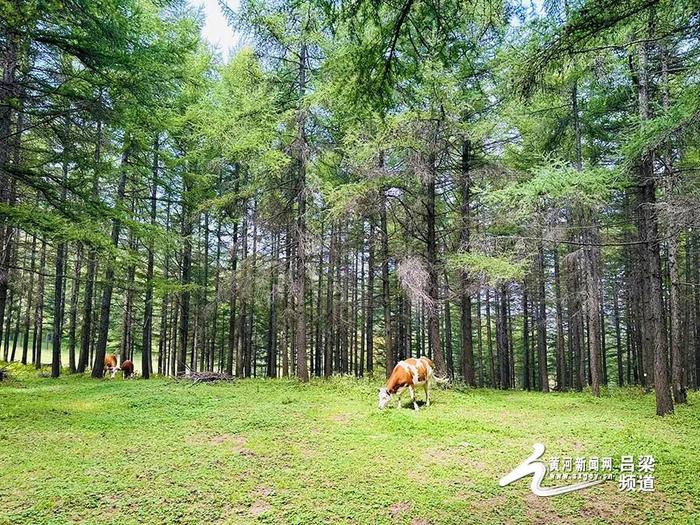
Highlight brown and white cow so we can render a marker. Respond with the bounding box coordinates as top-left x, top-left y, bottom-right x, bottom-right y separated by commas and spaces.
121, 359, 134, 379
378, 357, 438, 411
104, 353, 119, 378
